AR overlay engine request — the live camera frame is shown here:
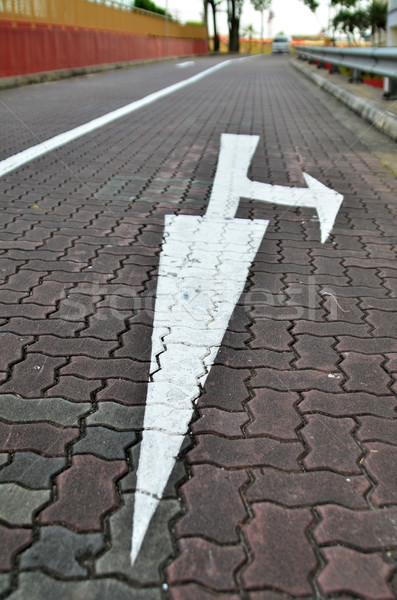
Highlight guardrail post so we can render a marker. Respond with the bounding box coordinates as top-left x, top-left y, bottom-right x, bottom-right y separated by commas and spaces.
384, 76, 397, 98
350, 68, 362, 83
